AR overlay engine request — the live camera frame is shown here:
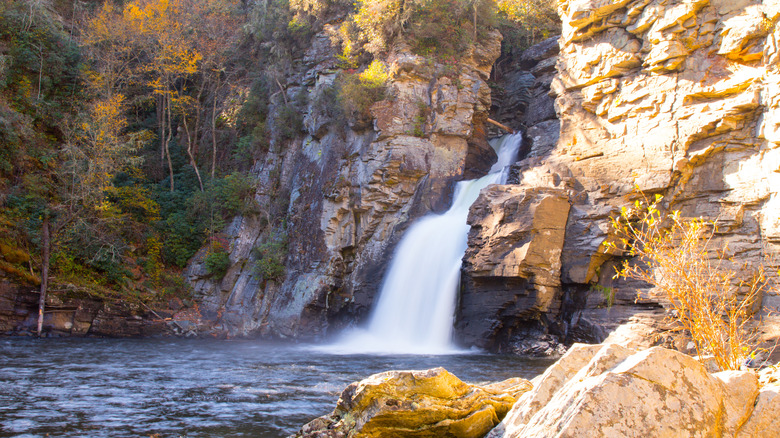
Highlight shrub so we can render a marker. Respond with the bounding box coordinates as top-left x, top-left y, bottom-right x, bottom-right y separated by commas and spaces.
351, 0, 497, 58
411, 99, 430, 137
607, 194, 768, 371
337, 60, 389, 125
253, 229, 288, 282
204, 236, 231, 279
275, 103, 304, 141
496, 0, 561, 50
